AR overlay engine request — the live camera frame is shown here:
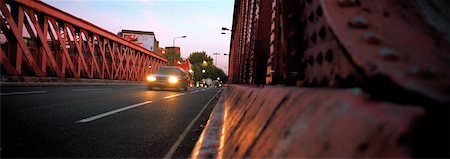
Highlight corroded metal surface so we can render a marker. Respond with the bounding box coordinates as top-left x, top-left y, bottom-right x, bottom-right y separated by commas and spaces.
321, 0, 450, 102
192, 85, 426, 158
220, 0, 449, 157
299, 0, 362, 87
228, 0, 450, 103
